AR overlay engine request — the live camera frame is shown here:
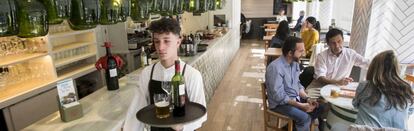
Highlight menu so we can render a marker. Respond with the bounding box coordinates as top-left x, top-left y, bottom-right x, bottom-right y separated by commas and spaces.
57, 79, 79, 108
